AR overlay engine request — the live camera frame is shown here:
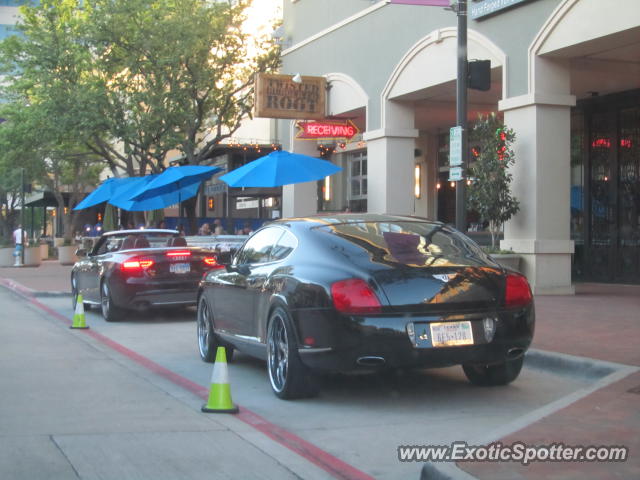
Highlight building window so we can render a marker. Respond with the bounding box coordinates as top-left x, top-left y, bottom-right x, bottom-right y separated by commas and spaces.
349, 151, 367, 200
